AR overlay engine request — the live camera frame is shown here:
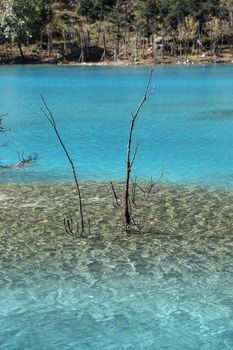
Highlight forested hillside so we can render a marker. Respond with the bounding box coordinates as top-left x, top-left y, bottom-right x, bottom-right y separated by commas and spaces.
0, 0, 233, 63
